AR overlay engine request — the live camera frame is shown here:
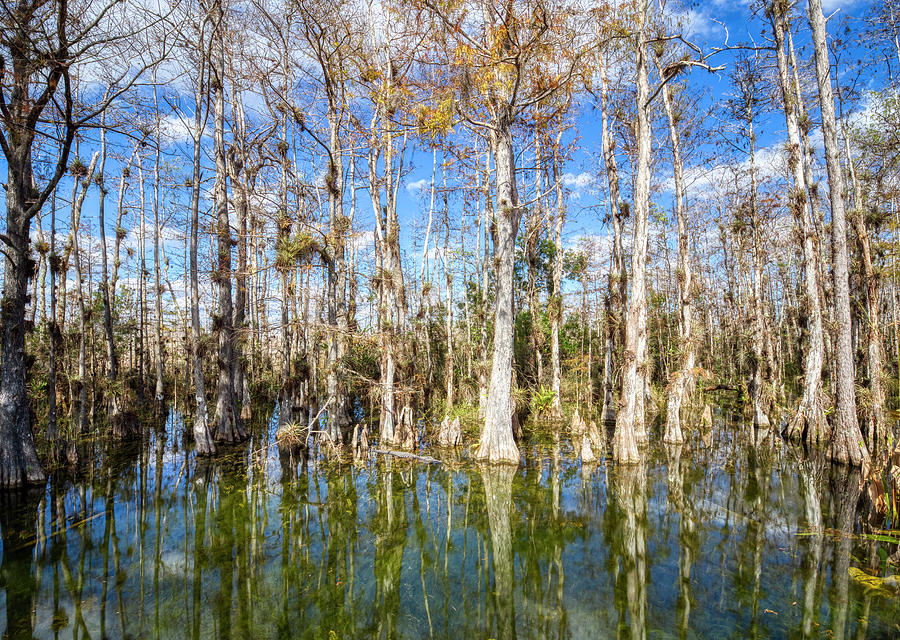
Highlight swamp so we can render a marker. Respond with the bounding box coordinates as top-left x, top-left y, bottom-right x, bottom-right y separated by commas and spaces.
3, 409, 900, 639
3, 0, 900, 637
